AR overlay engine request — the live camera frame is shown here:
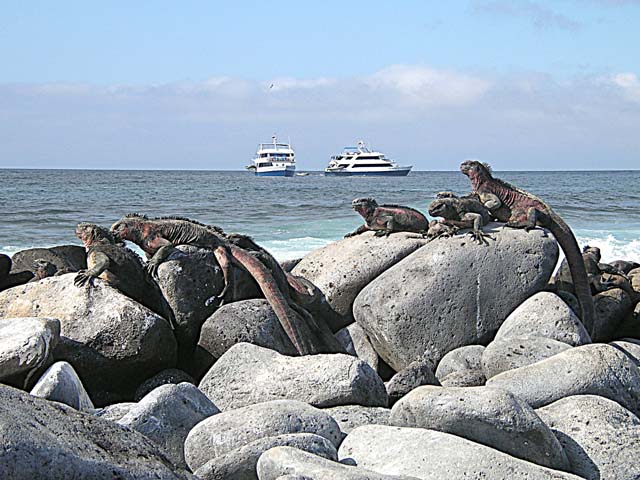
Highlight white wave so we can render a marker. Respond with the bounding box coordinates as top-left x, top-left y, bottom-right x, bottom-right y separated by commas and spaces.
260, 237, 334, 261
575, 234, 640, 264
